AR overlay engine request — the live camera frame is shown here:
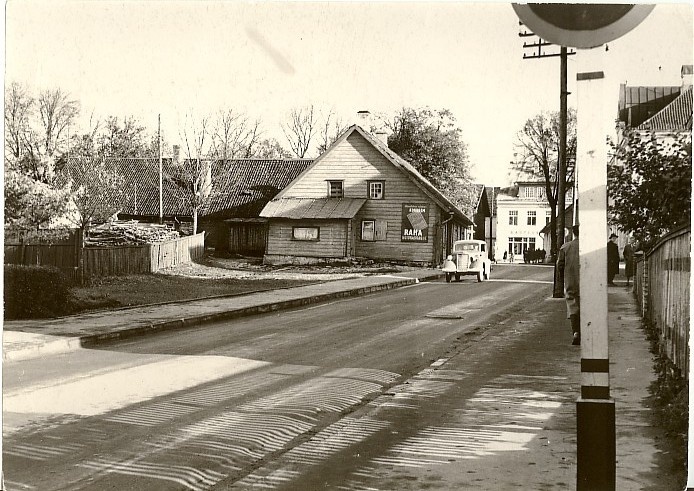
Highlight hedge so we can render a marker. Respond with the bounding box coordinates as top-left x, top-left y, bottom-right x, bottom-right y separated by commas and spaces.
4, 265, 72, 319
